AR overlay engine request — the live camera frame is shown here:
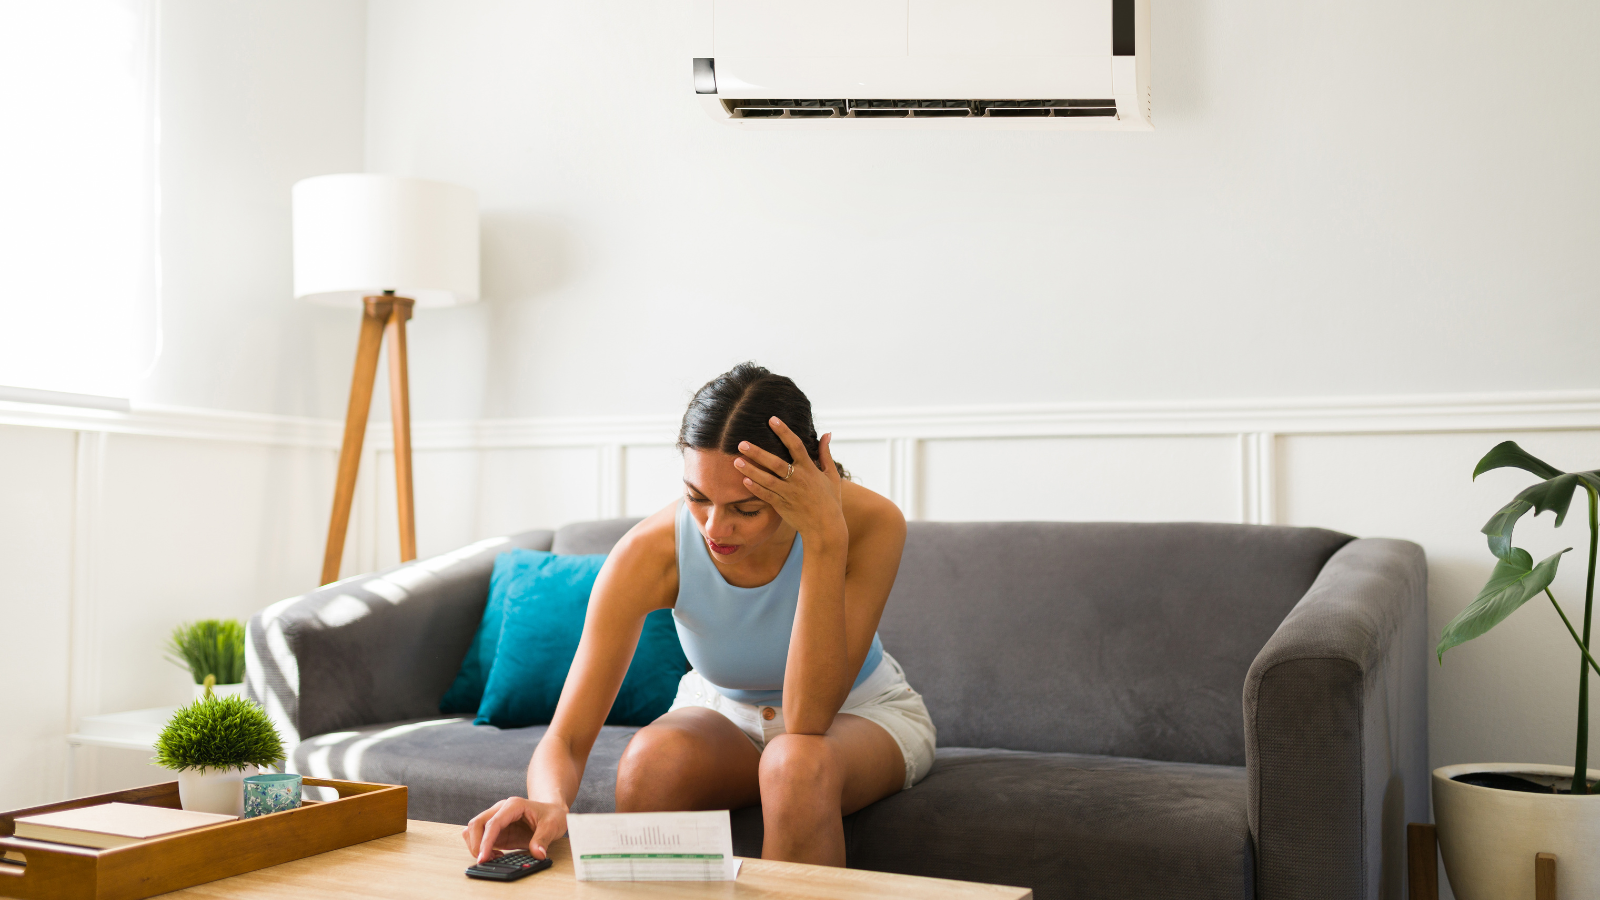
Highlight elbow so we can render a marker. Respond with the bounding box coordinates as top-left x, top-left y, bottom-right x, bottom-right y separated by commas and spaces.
781, 699, 843, 736
531, 731, 575, 772
780, 674, 852, 734
784, 717, 834, 737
